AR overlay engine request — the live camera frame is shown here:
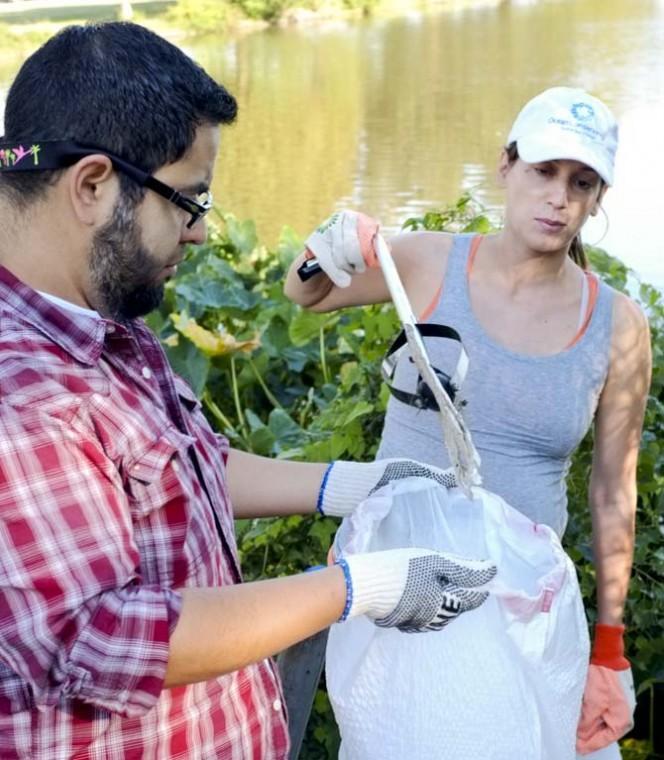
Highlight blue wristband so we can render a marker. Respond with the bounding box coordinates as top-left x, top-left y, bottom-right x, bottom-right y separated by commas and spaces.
335, 558, 354, 622
316, 462, 335, 516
